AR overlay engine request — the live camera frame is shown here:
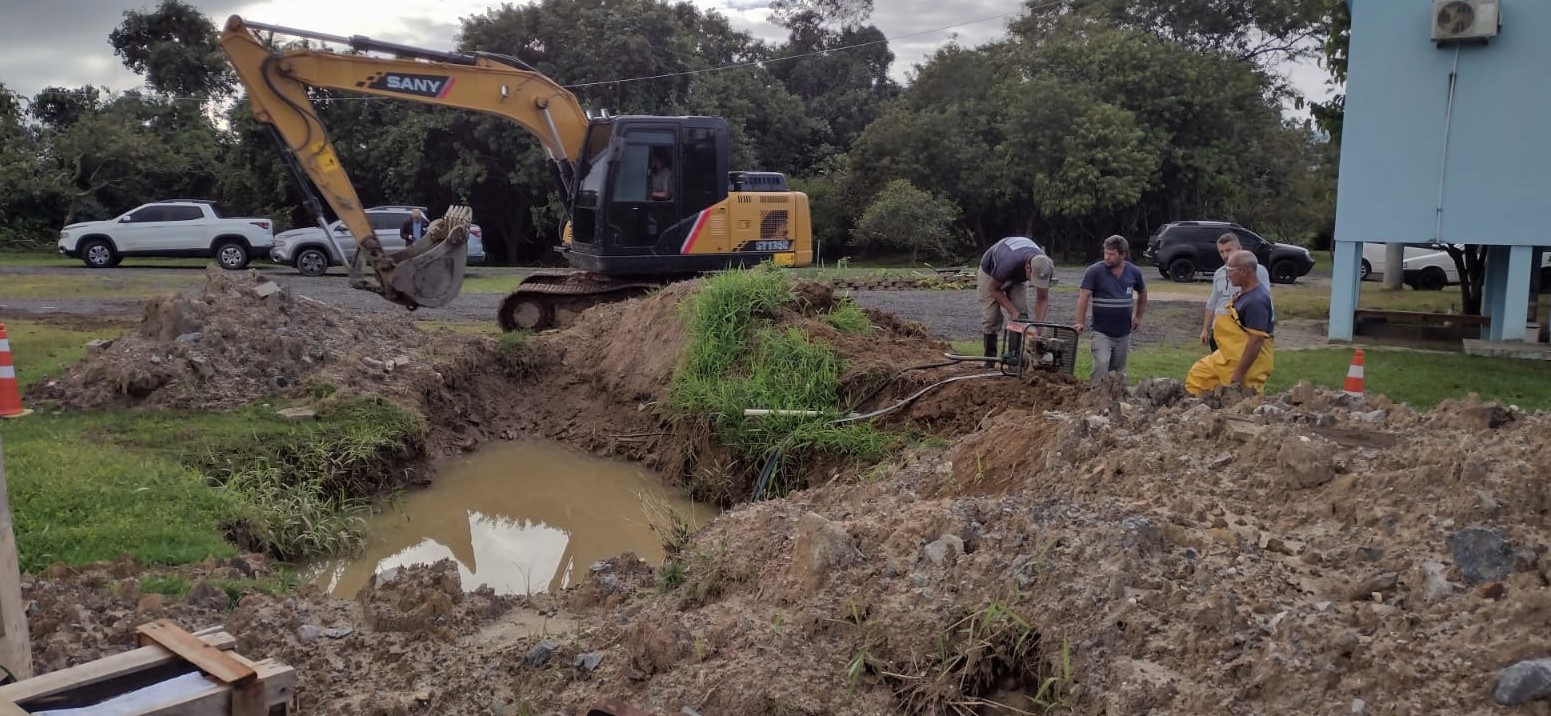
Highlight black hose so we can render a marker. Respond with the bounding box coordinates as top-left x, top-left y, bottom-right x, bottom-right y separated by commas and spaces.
844, 360, 960, 415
